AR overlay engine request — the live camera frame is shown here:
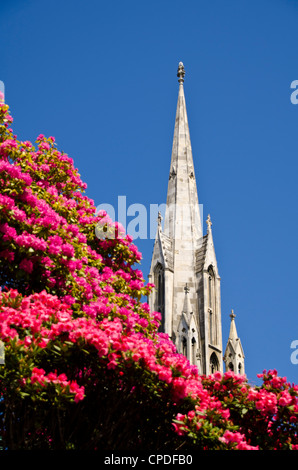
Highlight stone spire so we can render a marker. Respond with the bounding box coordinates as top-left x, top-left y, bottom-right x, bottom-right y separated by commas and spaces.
163, 62, 202, 244
228, 309, 238, 341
